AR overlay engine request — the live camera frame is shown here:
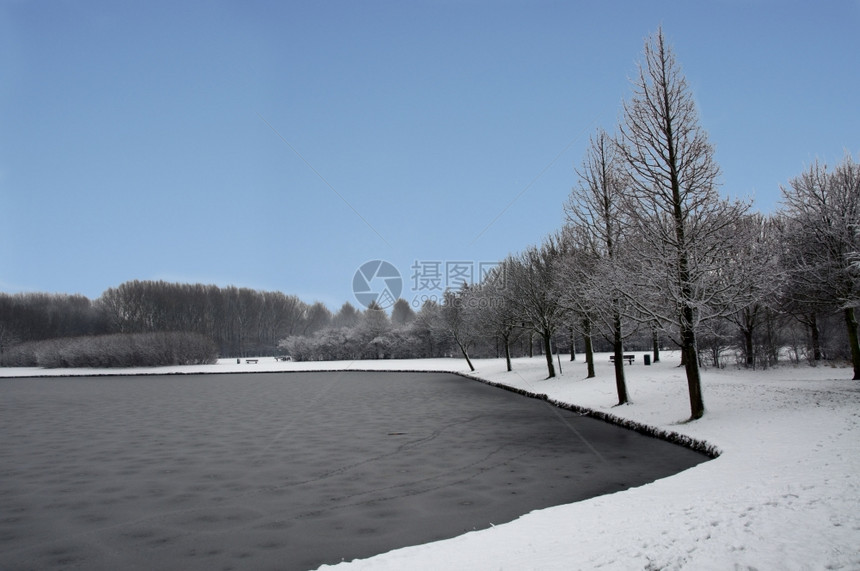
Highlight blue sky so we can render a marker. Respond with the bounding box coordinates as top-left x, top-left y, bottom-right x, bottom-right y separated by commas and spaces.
2, 1, 858, 310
